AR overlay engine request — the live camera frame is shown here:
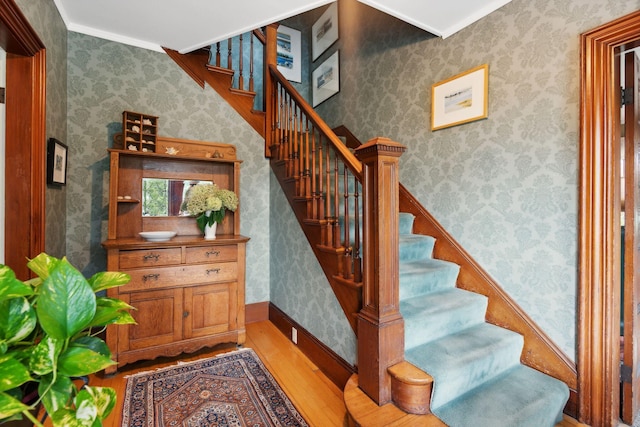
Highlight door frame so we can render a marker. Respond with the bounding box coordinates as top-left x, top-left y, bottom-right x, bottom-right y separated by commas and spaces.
579, 10, 640, 427
0, 0, 46, 278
